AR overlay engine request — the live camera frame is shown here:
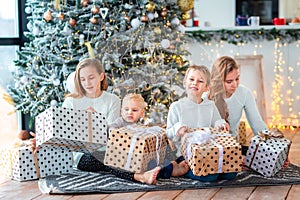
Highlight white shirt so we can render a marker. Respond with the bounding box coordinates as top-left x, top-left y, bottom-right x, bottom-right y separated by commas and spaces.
225, 84, 267, 136
62, 91, 121, 167
166, 97, 225, 156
